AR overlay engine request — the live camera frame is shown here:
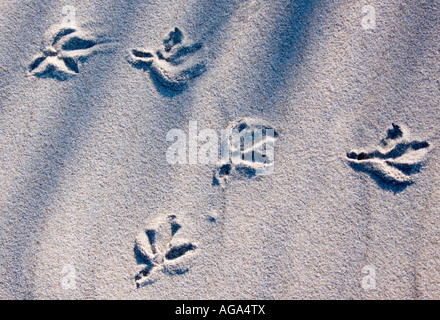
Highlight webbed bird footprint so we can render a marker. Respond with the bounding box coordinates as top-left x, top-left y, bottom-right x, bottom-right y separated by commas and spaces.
128, 27, 206, 91
29, 26, 99, 81
347, 124, 432, 188
134, 215, 197, 288
213, 118, 279, 188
